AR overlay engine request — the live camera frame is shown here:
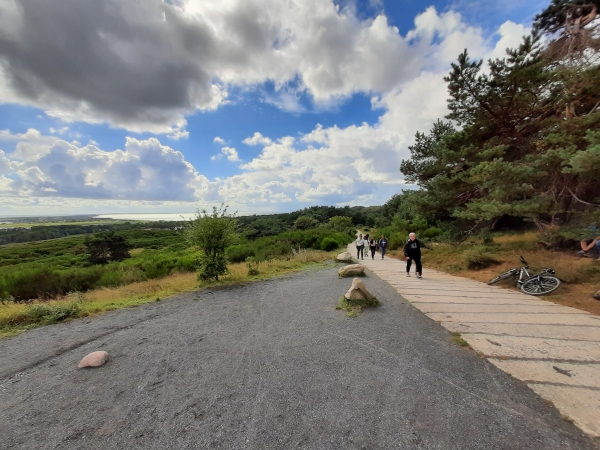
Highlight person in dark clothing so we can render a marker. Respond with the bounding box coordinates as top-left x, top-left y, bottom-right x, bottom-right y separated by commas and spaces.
378, 235, 388, 259
403, 232, 422, 278
369, 238, 377, 260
